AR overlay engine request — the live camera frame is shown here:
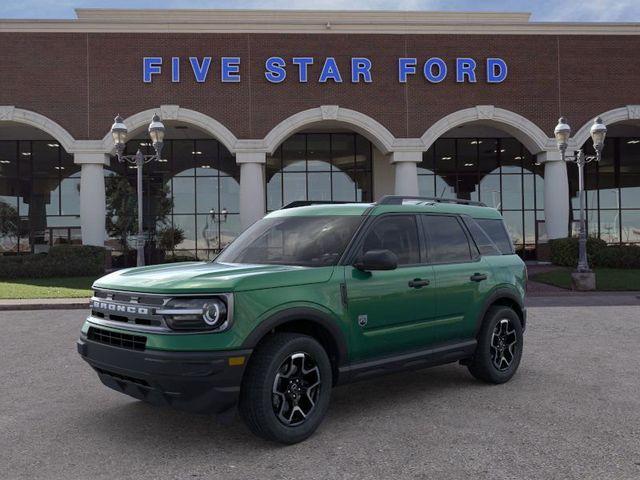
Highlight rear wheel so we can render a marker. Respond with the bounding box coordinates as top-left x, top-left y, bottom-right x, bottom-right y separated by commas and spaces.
468, 306, 523, 384
239, 333, 332, 444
